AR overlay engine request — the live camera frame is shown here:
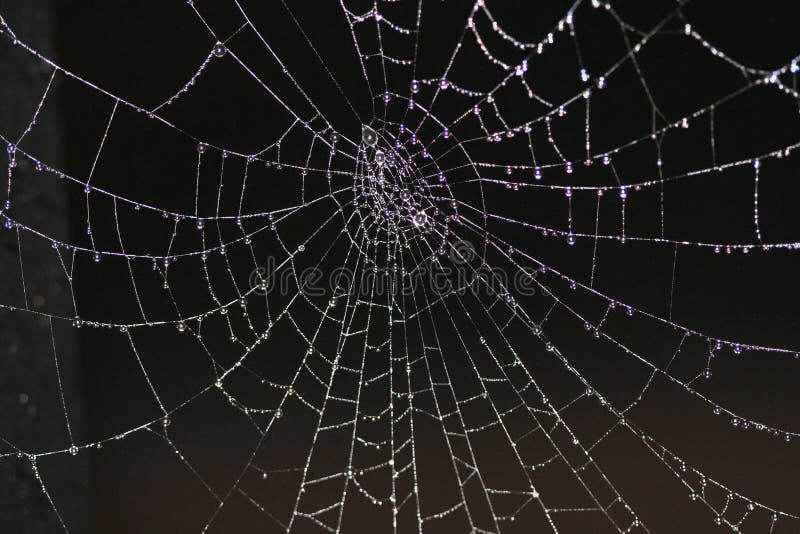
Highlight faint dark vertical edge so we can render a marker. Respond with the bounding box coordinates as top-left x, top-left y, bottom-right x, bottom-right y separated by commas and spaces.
0, 0, 91, 532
